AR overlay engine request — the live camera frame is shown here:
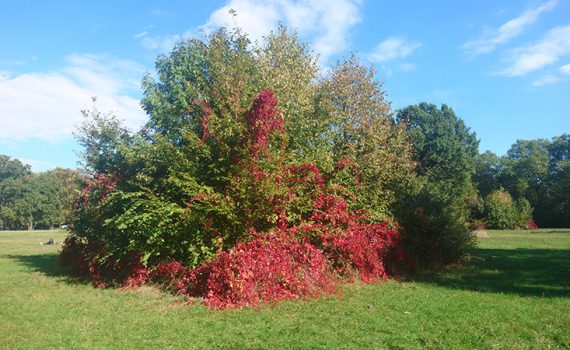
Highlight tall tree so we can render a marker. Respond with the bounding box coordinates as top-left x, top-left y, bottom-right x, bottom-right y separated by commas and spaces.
395, 103, 479, 193
394, 103, 479, 267
321, 57, 414, 220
